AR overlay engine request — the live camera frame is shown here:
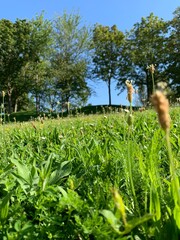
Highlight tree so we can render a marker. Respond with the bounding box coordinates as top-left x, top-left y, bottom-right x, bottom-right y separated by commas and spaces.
0, 19, 32, 113
117, 13, 168, 101
51, 12, 92, 107
166, 7, 180, 100
0, 15, 52, 113
92, 24, 124, 105
25, 14, 53, 113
